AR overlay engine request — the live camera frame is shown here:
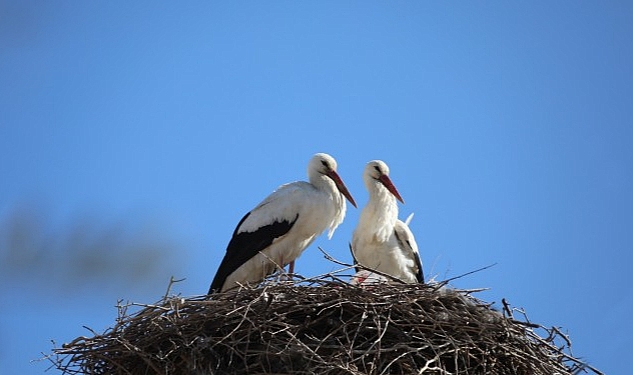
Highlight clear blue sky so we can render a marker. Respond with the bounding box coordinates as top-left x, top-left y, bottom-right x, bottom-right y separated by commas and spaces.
1, 2, 631, 374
